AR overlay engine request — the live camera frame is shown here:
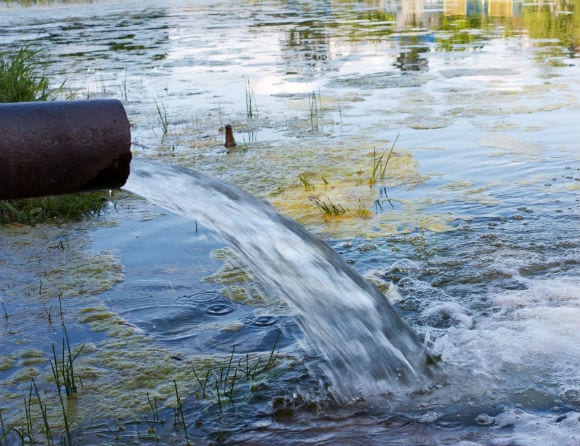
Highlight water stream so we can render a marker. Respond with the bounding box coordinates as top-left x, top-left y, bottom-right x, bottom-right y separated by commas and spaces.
1, 0, 579, 443
124, 158, 434, 403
